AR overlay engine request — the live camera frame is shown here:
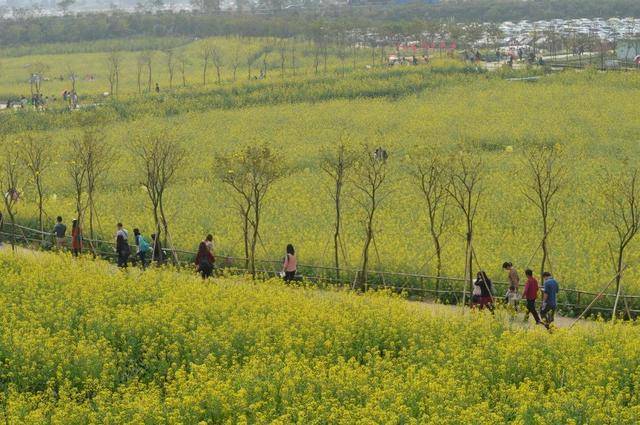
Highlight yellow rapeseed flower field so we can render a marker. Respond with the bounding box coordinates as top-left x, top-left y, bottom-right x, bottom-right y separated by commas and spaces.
0, 249, 639, 423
